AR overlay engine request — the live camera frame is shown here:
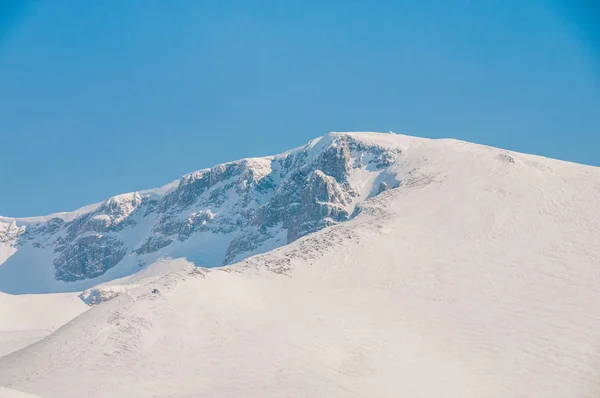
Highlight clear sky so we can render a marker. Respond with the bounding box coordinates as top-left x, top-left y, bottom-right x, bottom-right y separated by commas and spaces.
1, 0, 599, 217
